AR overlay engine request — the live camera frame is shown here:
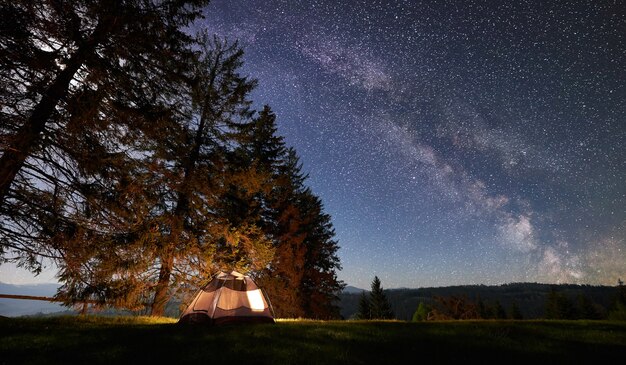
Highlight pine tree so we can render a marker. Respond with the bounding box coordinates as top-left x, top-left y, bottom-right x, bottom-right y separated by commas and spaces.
52, 36, 274, 316
357, 291, 371, 319
0, 0, 208, 292
508, 301, 523, 320
369, 276, 394, 319
145, 36, 272, 316
412, 302, 430, 322
298, 190, 345, 319
577, 294, 601, 320
494, 300, 507, 319
248, 112, 344, 319
1, 1, 345, 318
231, 107, 305, 318
608, 279, 626, 321
477, 296, 488, 319
545, 287, 576, 319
